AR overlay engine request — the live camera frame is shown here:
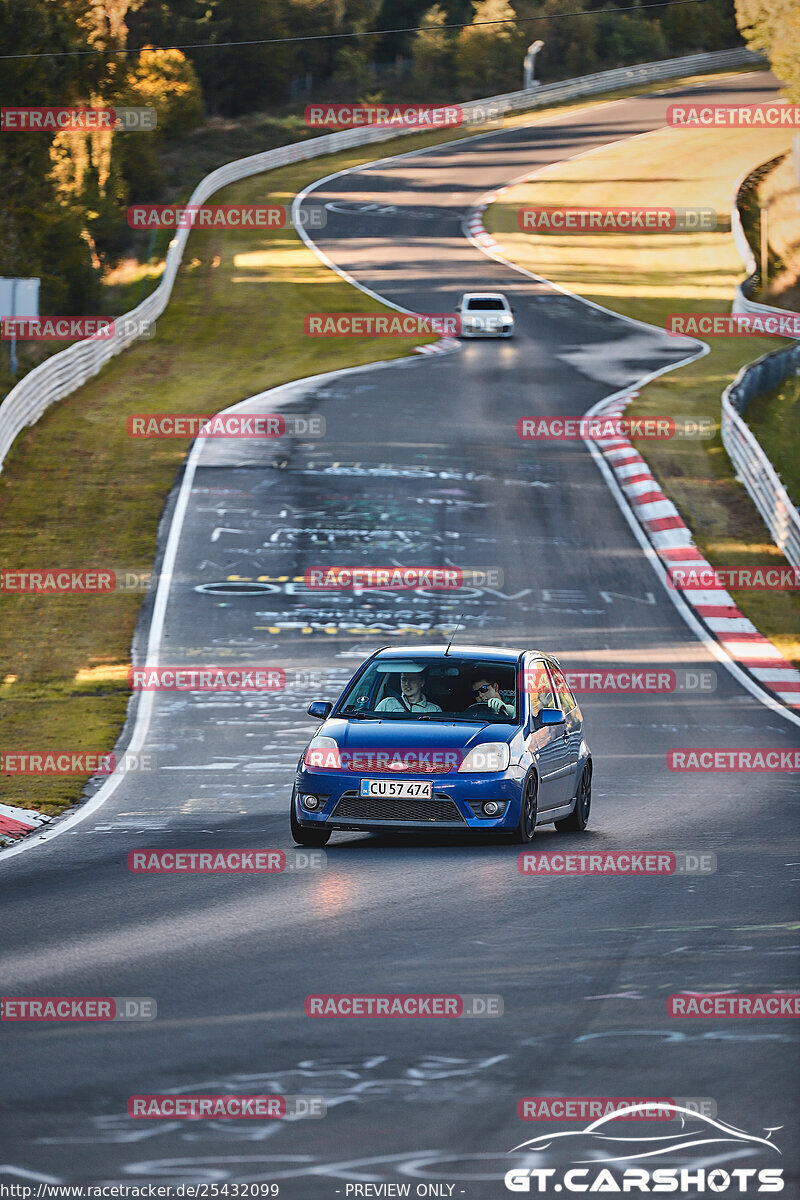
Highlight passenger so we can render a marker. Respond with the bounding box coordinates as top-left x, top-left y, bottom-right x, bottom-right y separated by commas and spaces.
376, 670, 442, 714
